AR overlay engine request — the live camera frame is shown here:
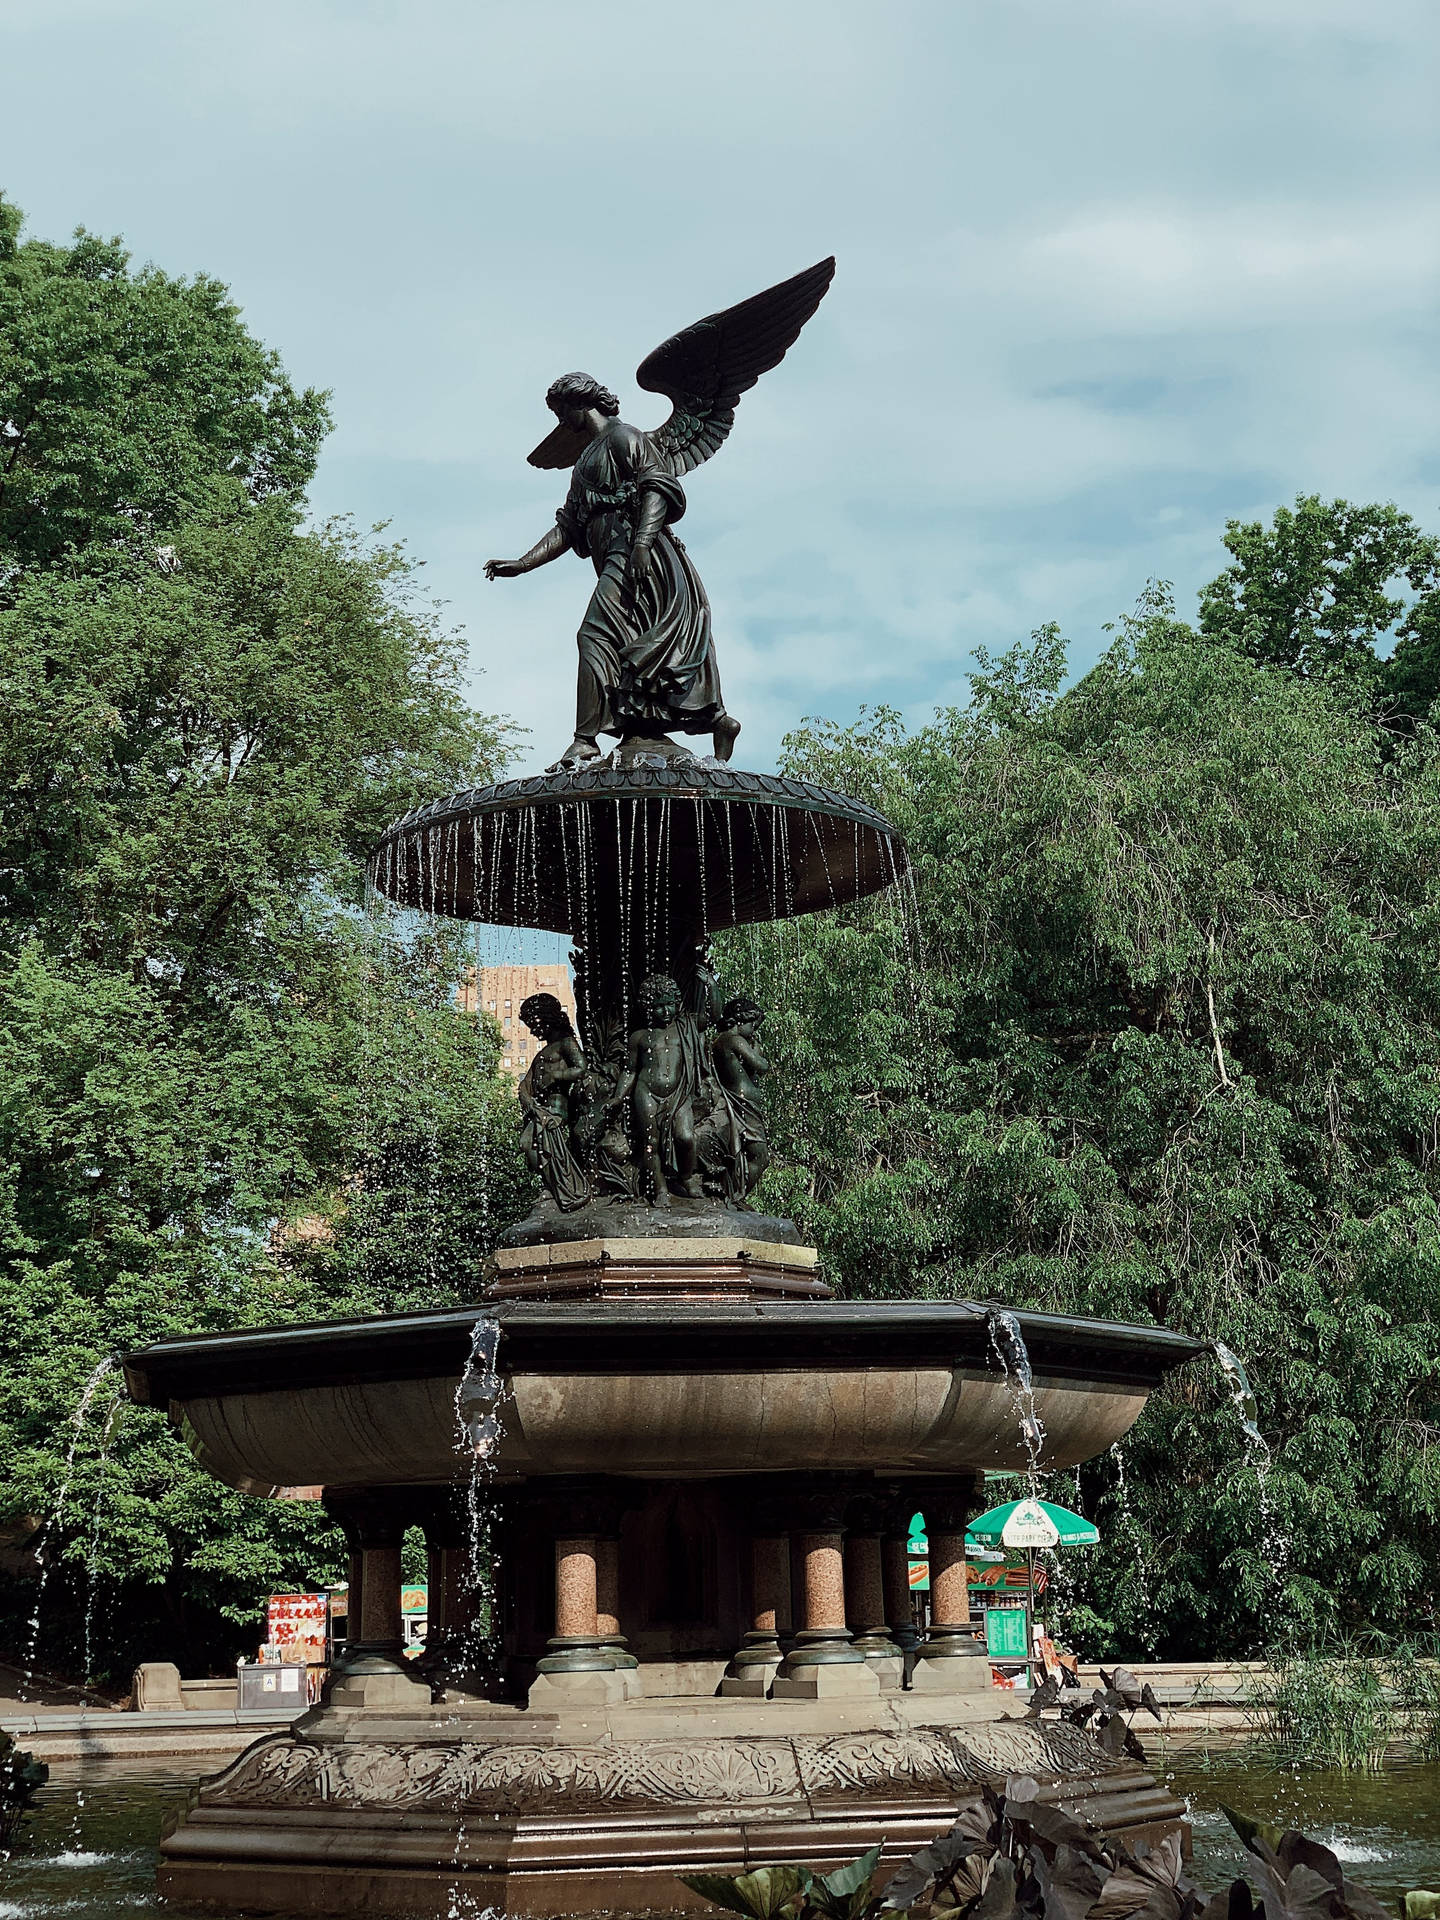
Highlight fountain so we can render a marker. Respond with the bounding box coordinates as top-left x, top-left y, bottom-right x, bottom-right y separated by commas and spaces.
122, 260, 1205, 1916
